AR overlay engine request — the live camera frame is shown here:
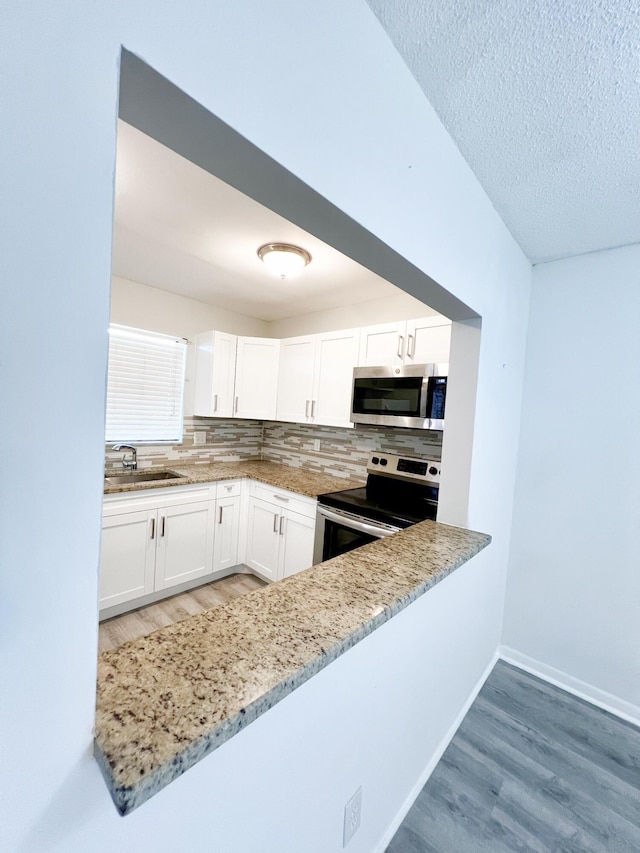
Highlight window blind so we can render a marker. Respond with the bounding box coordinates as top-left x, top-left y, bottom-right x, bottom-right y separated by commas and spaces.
105, 325, 187, 443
